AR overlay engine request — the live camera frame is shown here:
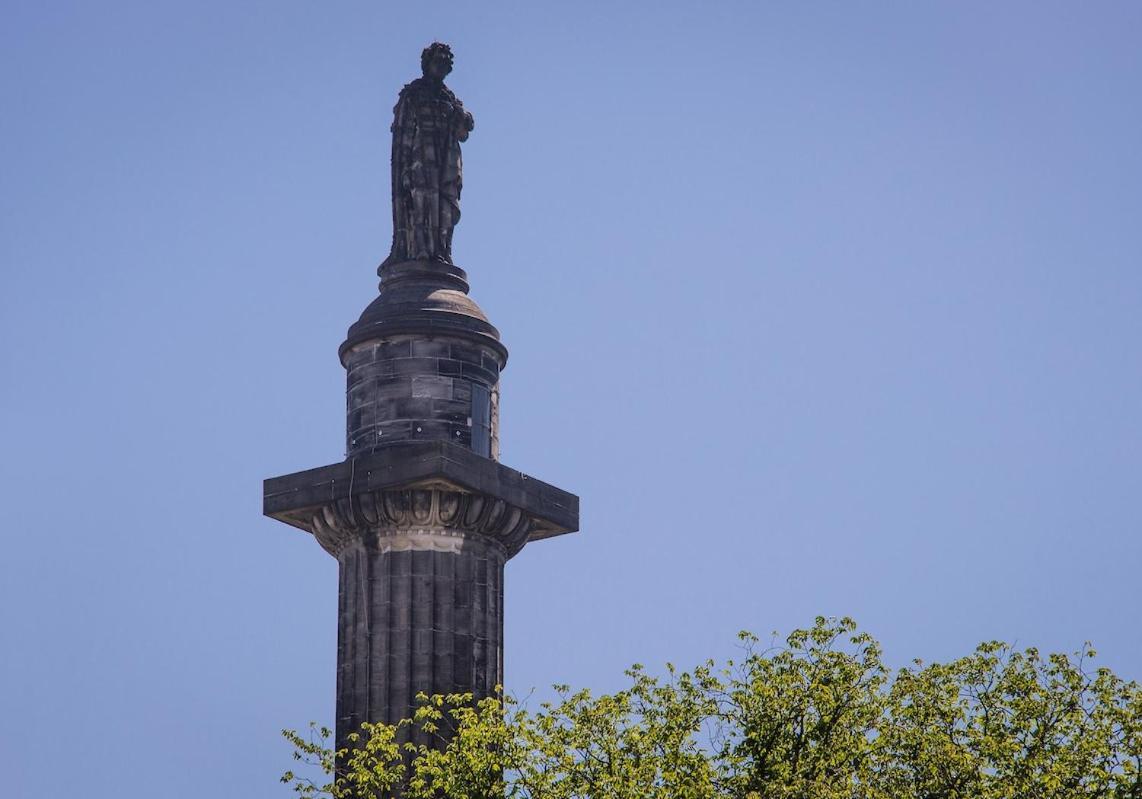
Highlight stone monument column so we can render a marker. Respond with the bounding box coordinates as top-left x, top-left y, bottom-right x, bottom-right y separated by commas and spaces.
263, 43, 578, 754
